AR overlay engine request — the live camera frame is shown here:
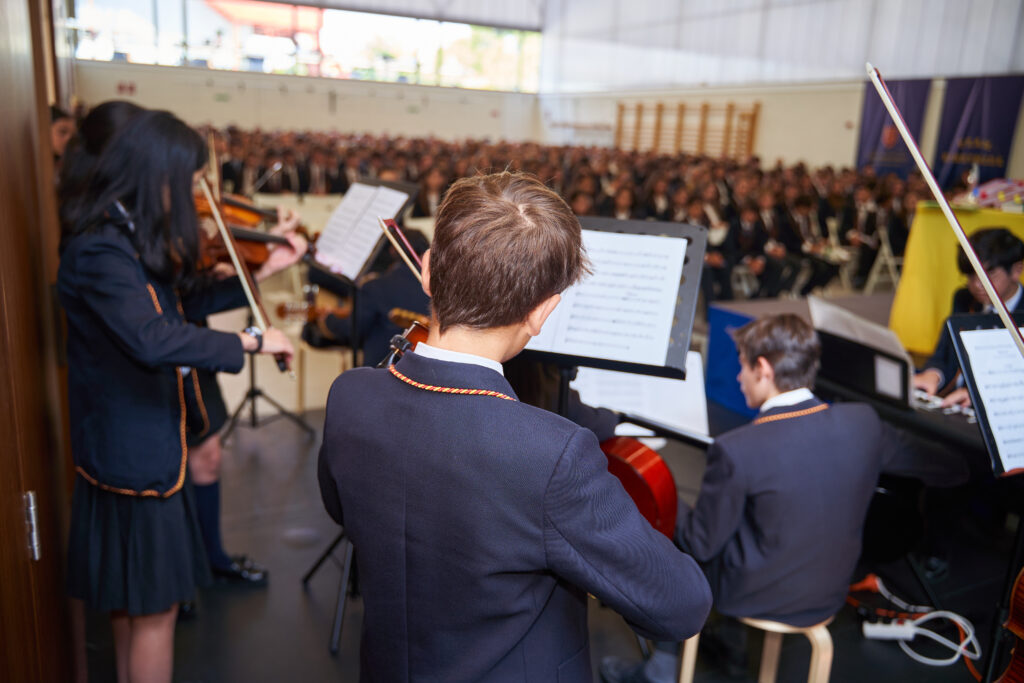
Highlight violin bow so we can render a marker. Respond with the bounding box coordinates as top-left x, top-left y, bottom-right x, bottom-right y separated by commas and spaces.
377, 216, 423, 284
865, 62, 1024, 360
198, 176, 289, 372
